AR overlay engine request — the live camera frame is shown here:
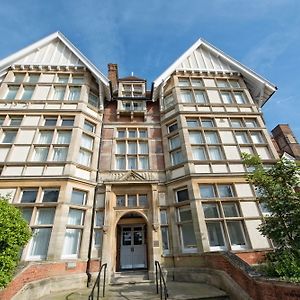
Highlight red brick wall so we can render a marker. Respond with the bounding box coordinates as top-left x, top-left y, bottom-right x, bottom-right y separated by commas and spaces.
0, 261, 93, 300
